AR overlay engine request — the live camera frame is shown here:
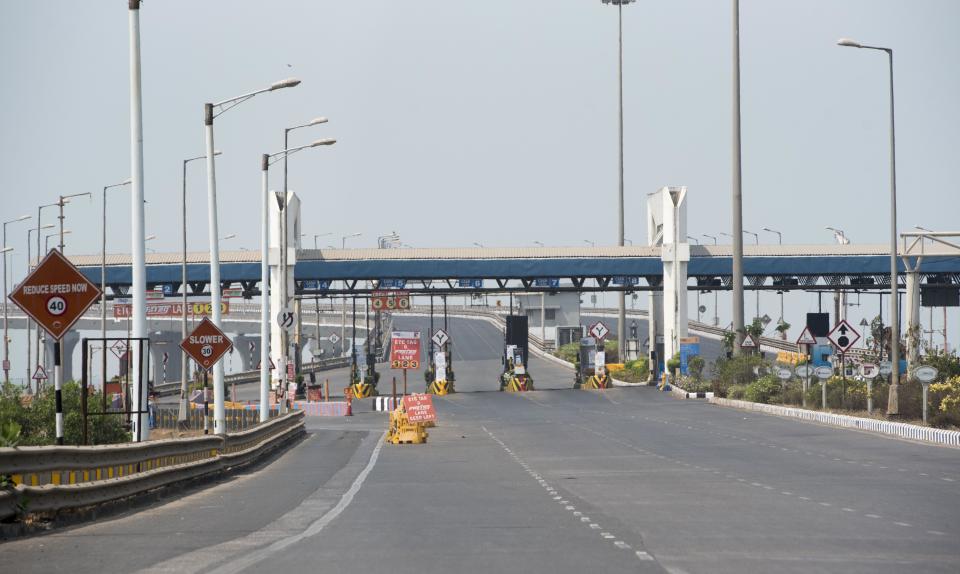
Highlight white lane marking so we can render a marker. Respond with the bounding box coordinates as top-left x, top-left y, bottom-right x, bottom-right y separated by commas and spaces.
819, 502, 832, 507
204, 431, 387, 574
635, 551, 655, 561
781, 492, 793, 496
602, 532, 615, 539
842, 508, 856, 512
894, 521, 912, 527
589, 523, 601, 529
799, 496, 811, 501
865, 514, 881, 519
942, 477, 955, 482
614, 541, 631, 549
927, 530, 946, 536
